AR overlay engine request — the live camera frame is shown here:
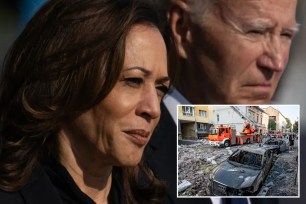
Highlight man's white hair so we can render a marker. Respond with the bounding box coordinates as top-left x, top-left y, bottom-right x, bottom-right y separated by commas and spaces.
185, 0, 219, 24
